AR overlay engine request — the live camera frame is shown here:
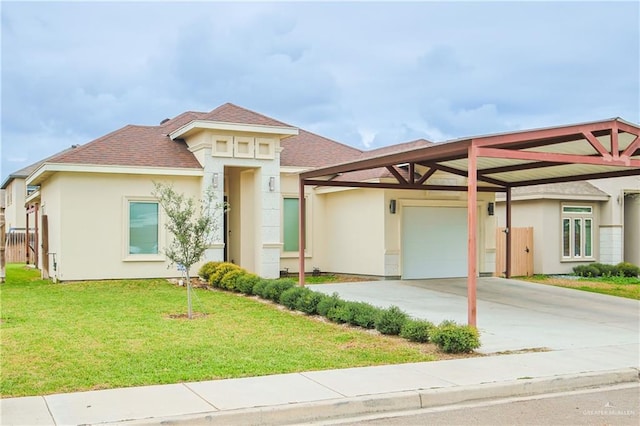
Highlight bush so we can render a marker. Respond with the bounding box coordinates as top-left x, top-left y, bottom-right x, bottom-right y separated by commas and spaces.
591, 263, 618, 277
431, 321, 481, 353
295, 291, 325, 315
616, 262, 640, 278
263, 279, 296, 302
209, 262, 241, 288
220, 269, 245, 292
198, 261, 222, 281
251, 278, 271, 297
316, 293, 343, 317
400, 319, 435, 343
326, 302, 350, 323
375, 306, 408, 335
235, 274, 260, 295
573, 264, 599, 277
279, 287, 311, 310
348, 302, 380, 329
